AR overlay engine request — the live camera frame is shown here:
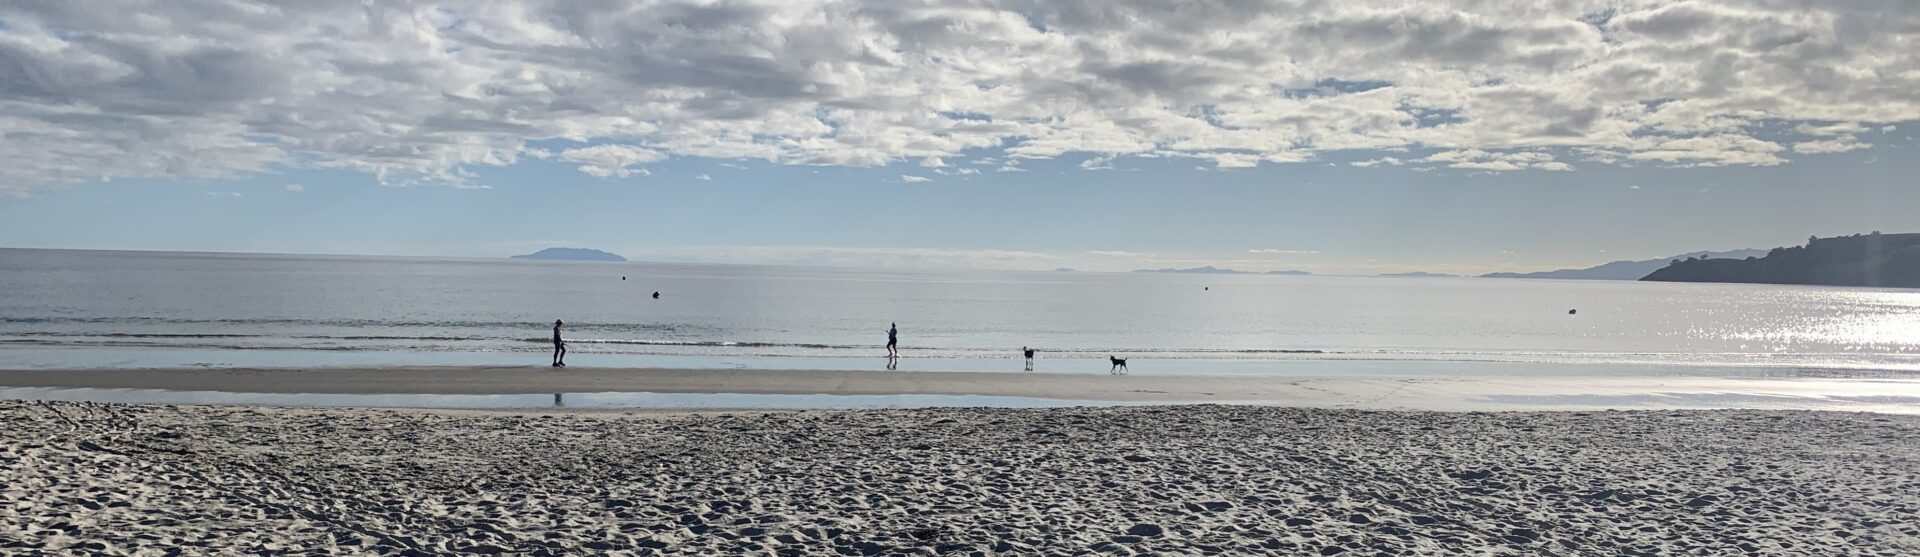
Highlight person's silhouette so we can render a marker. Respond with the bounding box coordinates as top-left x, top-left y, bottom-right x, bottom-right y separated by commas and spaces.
886, 323, 898, 357
551, 319, 567, 367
